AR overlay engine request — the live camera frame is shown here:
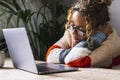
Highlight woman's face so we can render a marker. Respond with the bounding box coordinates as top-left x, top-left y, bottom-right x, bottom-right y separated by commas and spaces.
68, 11, 86, 47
